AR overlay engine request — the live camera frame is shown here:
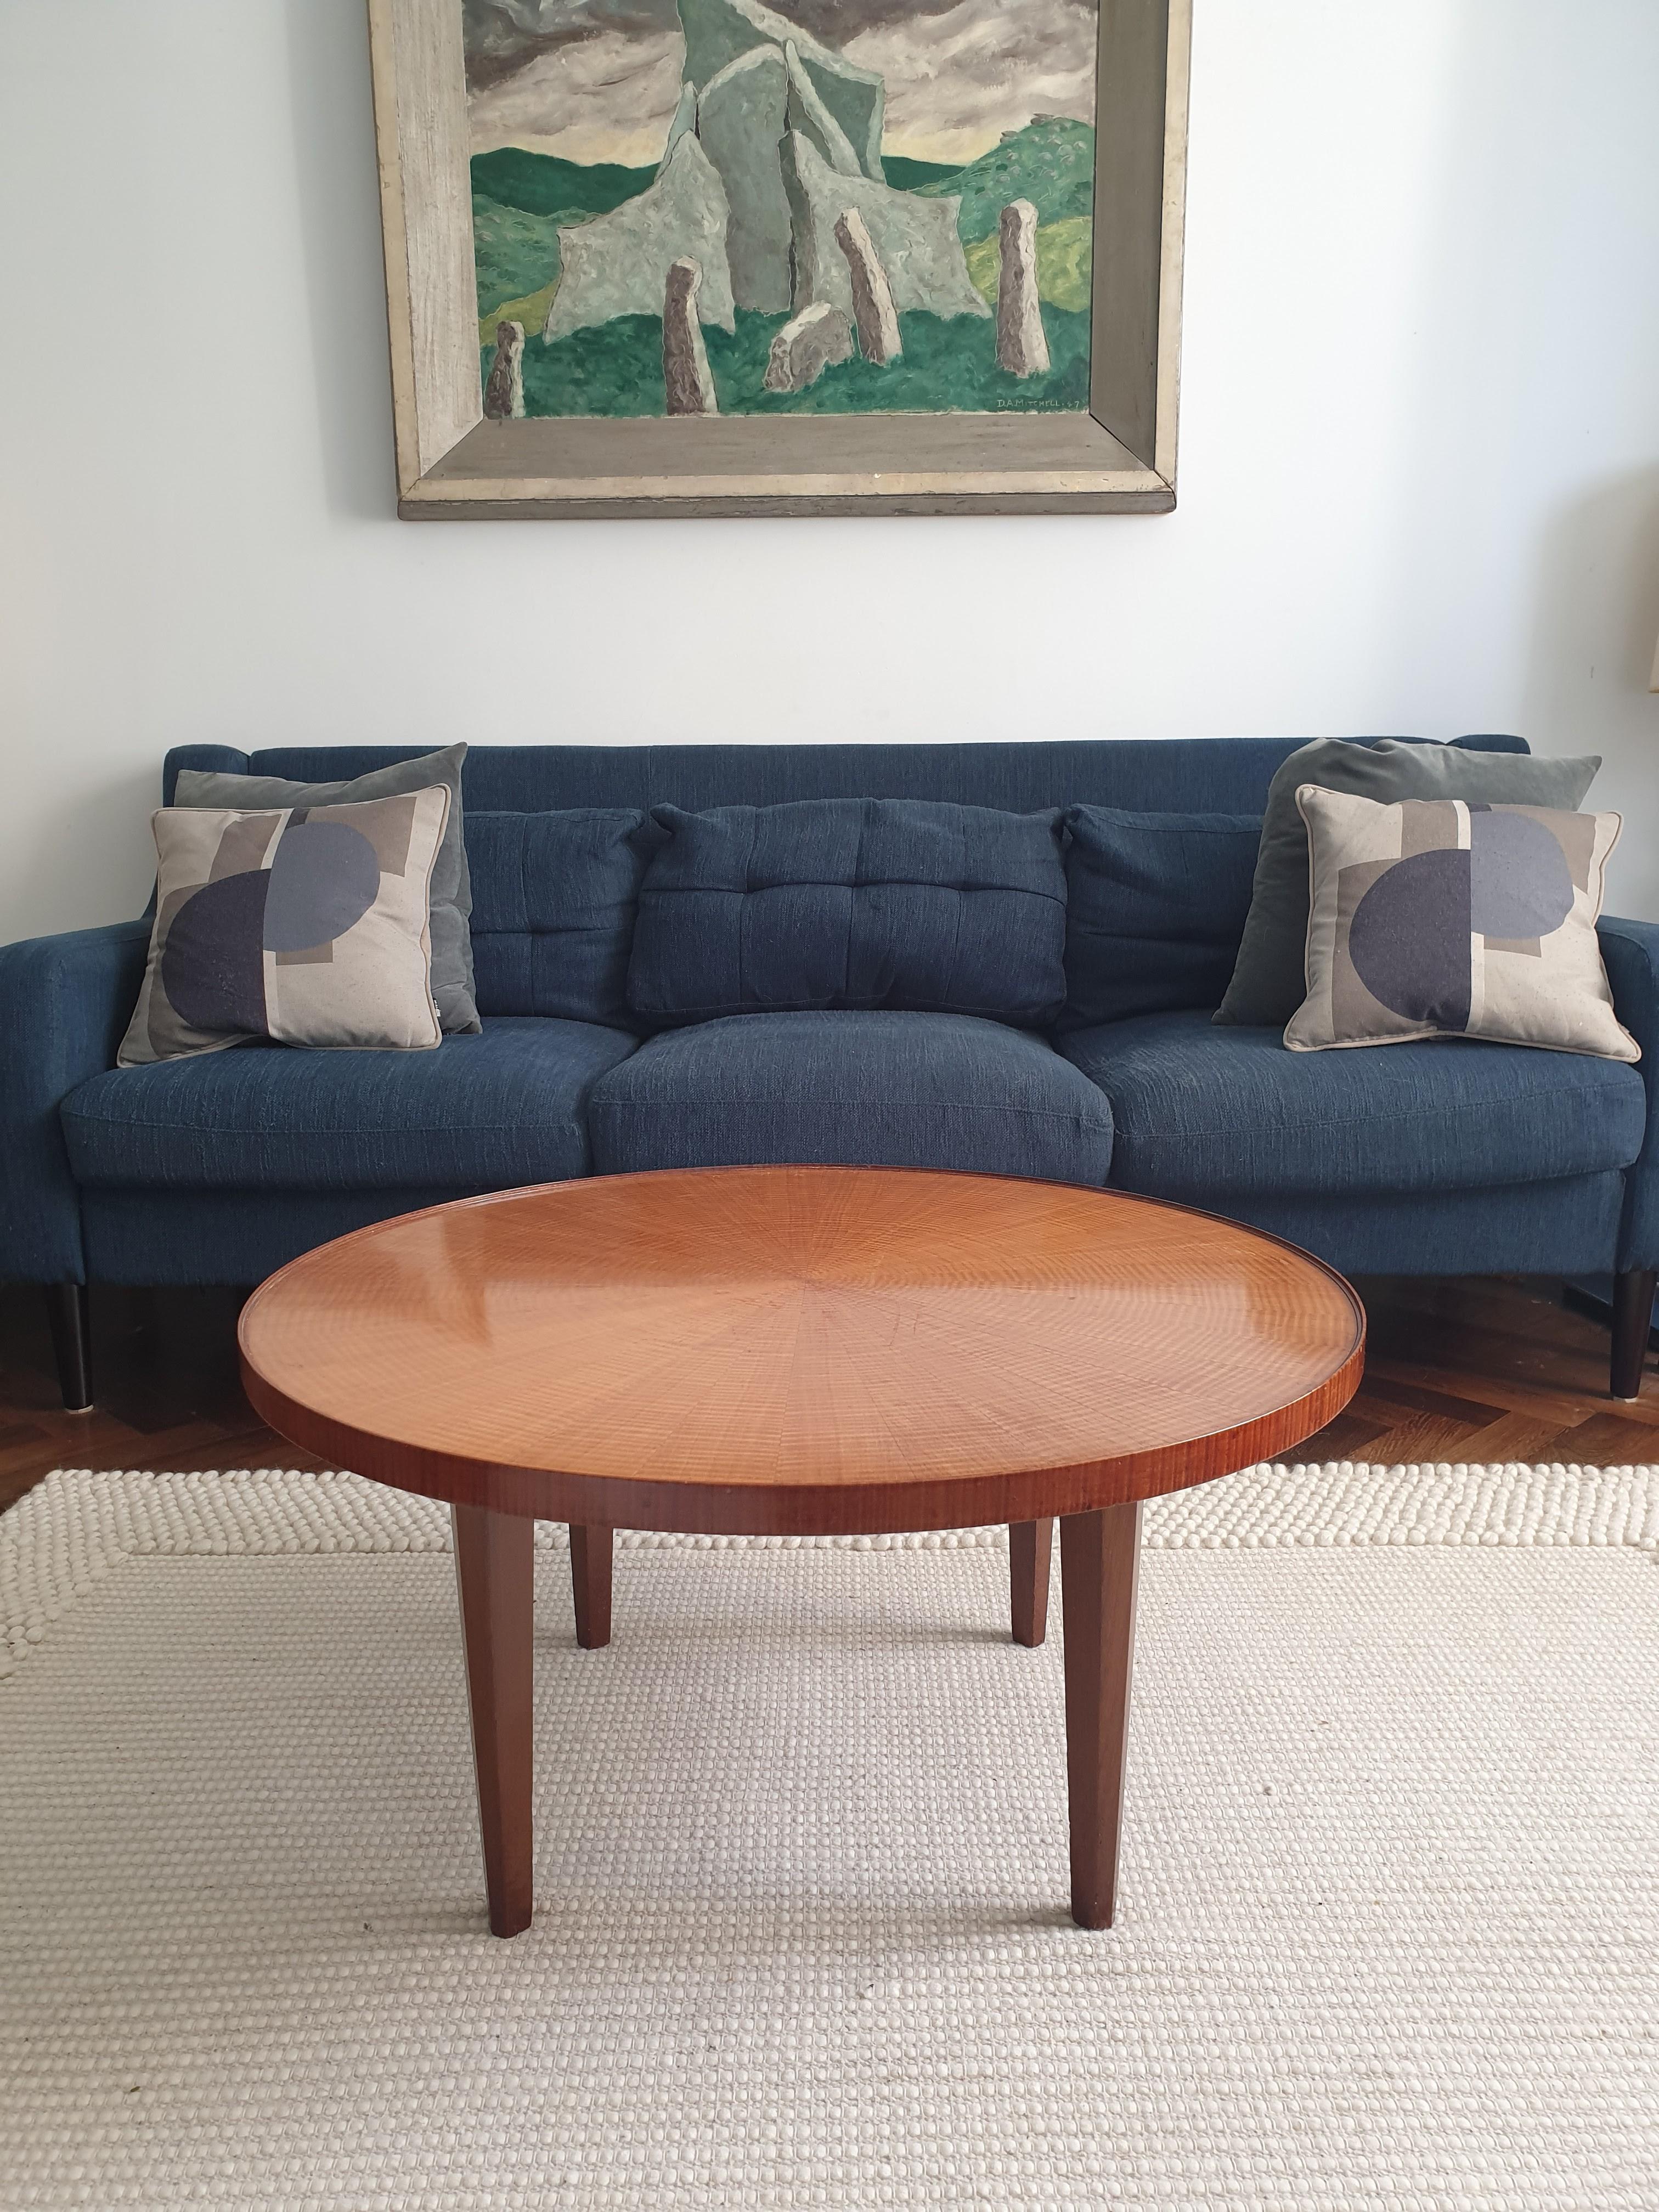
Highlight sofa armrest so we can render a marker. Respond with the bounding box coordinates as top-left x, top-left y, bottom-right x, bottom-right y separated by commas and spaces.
1598, 915, 1659, 1269
0, 921, 150, 1282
